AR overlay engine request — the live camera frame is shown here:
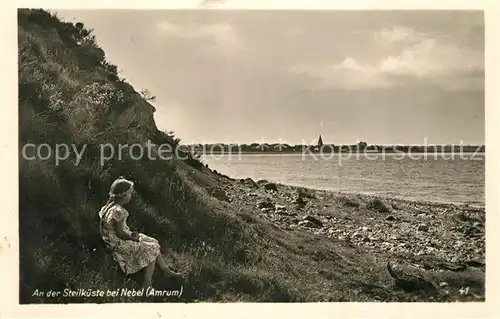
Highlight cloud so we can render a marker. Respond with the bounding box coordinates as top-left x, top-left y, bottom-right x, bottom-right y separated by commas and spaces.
290, 59, 392, 90
379, 38, 483, 77
290, 27, 484, 91
156, 20, 241, 55
372, 26, 425, 44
